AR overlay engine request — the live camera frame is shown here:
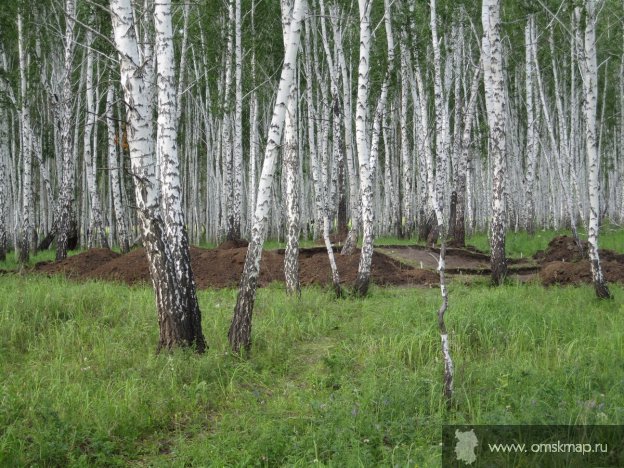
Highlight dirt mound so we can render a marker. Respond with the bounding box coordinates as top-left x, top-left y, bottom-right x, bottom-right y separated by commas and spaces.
533, 235, 624, 264
600, 249, 624, 263
190, 246, 284, 289
87, 248, 152, 285
217, 239, 249, 250
535, 235, 624, 286
540, 260, 624, 286
534, 236, 588, 263
34, 248, 121, 277
299, 248, 438, 287
33, 245, 437, 289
